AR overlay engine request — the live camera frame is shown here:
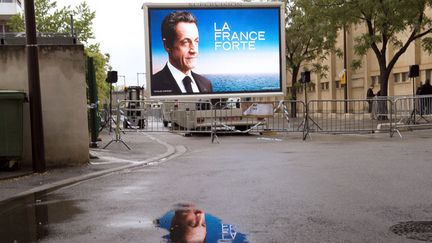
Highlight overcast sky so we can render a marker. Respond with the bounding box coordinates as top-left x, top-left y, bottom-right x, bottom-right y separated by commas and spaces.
55, 0, 242, 87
